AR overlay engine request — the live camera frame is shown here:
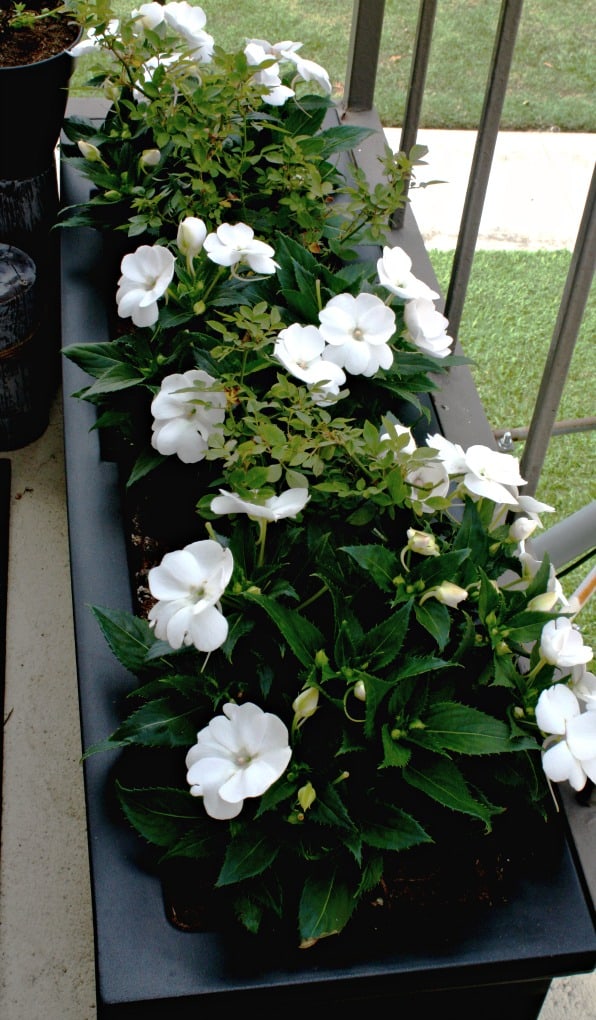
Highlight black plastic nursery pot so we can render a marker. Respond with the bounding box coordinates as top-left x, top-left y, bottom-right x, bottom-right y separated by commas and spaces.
60, 154, 596, 1018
